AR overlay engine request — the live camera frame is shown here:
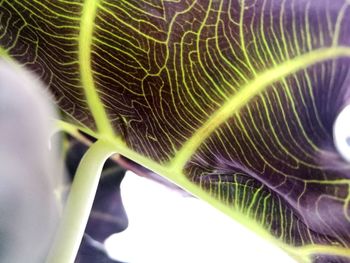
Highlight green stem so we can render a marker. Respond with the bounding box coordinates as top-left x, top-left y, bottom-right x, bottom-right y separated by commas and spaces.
47, 140, 116, 263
